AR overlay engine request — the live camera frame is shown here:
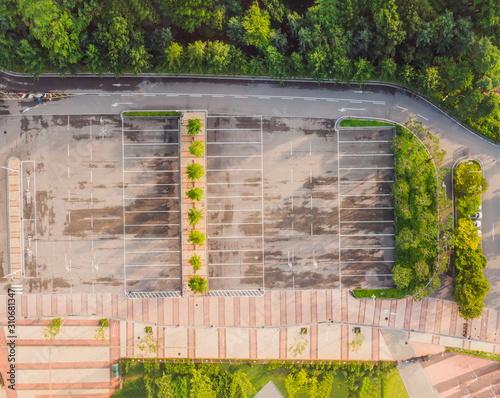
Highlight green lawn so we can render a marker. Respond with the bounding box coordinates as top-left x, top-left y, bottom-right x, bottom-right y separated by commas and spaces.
382, 369, 409, 398
353, 289, 407, 300
339, 119, 394, 127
